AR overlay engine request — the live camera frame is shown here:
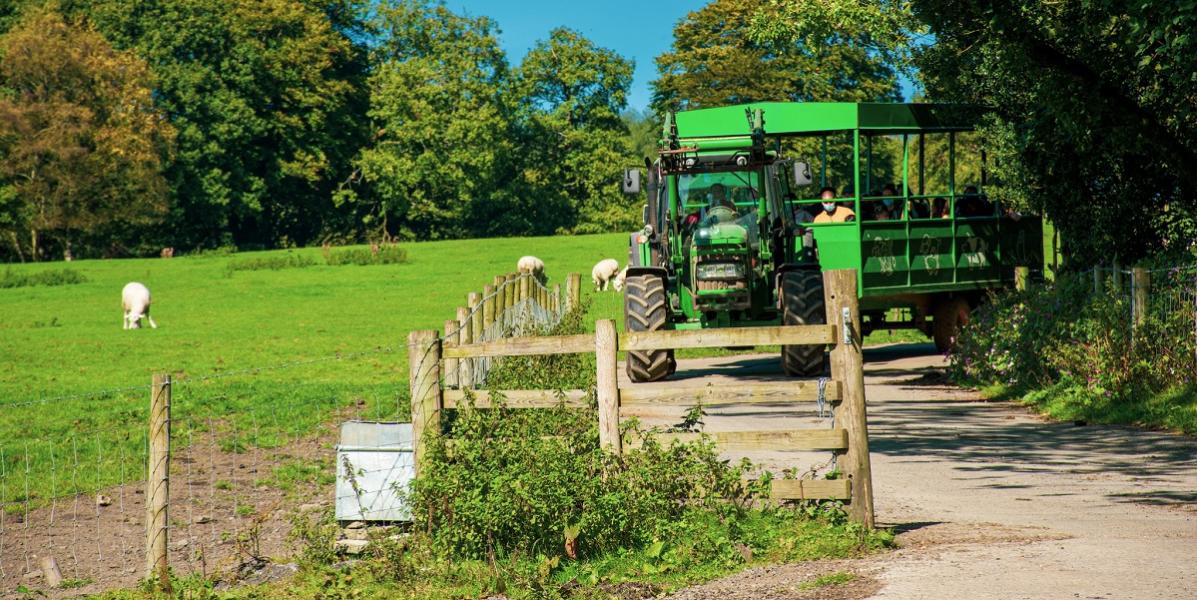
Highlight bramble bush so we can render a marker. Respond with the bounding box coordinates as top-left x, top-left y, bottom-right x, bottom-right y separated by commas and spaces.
951, 267, 1197, 432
